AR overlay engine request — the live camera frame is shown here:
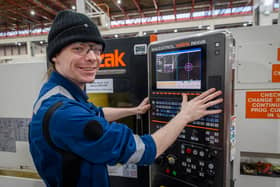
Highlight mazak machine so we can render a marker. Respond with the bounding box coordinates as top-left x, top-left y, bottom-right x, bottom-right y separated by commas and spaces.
148, 31, 235, 187
86, 36, 154, 187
